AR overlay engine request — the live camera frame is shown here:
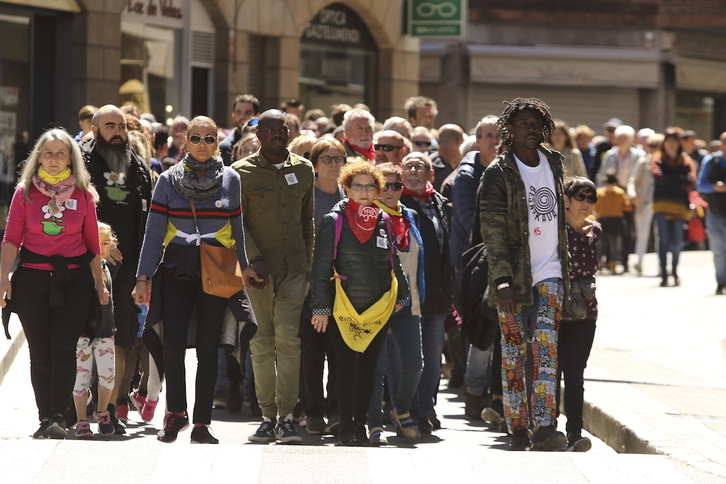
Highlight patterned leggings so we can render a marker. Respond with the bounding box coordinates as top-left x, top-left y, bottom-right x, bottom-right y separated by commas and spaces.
73, 336, 116, 395
497, 278, 563, 433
